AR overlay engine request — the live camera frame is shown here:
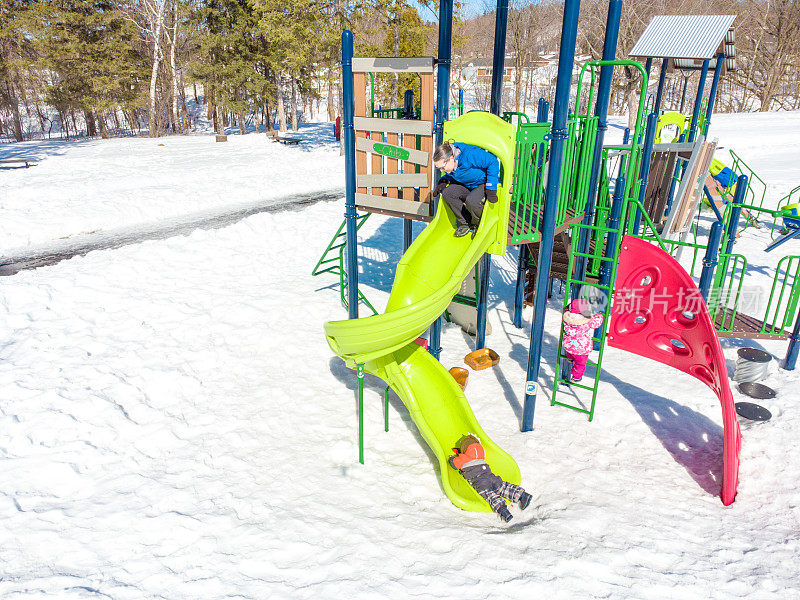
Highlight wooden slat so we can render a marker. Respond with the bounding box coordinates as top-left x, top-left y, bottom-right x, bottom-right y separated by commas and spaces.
402, 132, 416, 201
355, 137, 429, 166
419, 71, 434, 202
371, 130, 383, 196
354, 73, 368, 196
357, 173, 430, 188
355, 193, 432, 217
355, 117, 432, 136
664, 138, 714, 237
386, 132, 400, 198
352, 57, 435, 74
